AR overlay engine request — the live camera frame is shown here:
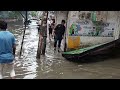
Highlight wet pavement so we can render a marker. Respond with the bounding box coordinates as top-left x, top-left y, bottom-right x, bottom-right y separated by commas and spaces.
4, 20, 120, 79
